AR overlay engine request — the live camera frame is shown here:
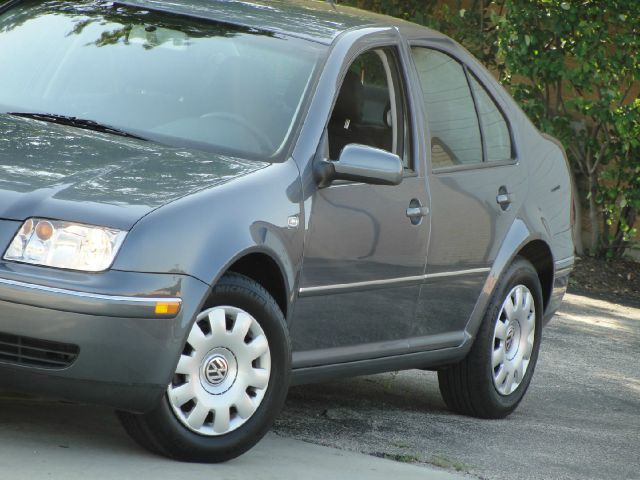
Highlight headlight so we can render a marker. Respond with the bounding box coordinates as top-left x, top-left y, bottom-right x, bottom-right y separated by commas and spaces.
3, 218, 127, 272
